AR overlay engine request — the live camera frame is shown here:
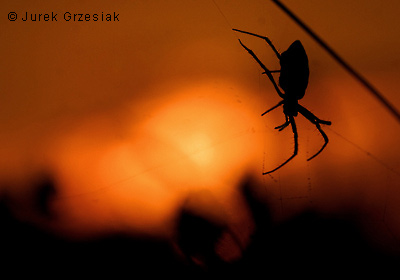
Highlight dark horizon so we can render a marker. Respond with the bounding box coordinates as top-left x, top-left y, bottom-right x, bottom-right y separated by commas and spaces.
1, 175, 399, 277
